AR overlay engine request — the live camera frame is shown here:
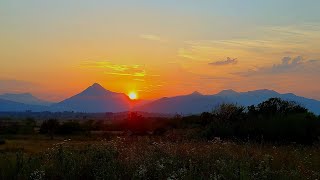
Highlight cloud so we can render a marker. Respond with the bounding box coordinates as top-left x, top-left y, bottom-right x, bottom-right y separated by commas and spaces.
105, 70, 146, 77
81, 61, 141, 72
80, 60, 159, 78
81, 60, 146, 77
178, 24, 320, 65
140, 34, 168, 43
209, 57, 238, 66
236, 56, 320, 76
